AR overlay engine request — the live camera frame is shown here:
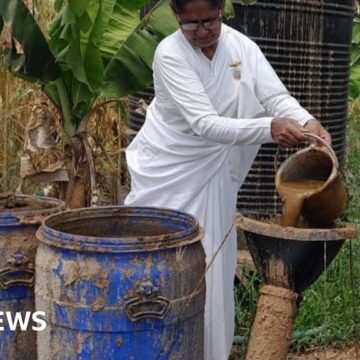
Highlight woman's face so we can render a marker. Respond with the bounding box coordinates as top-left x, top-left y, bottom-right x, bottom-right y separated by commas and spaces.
175, 0, 223, 49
